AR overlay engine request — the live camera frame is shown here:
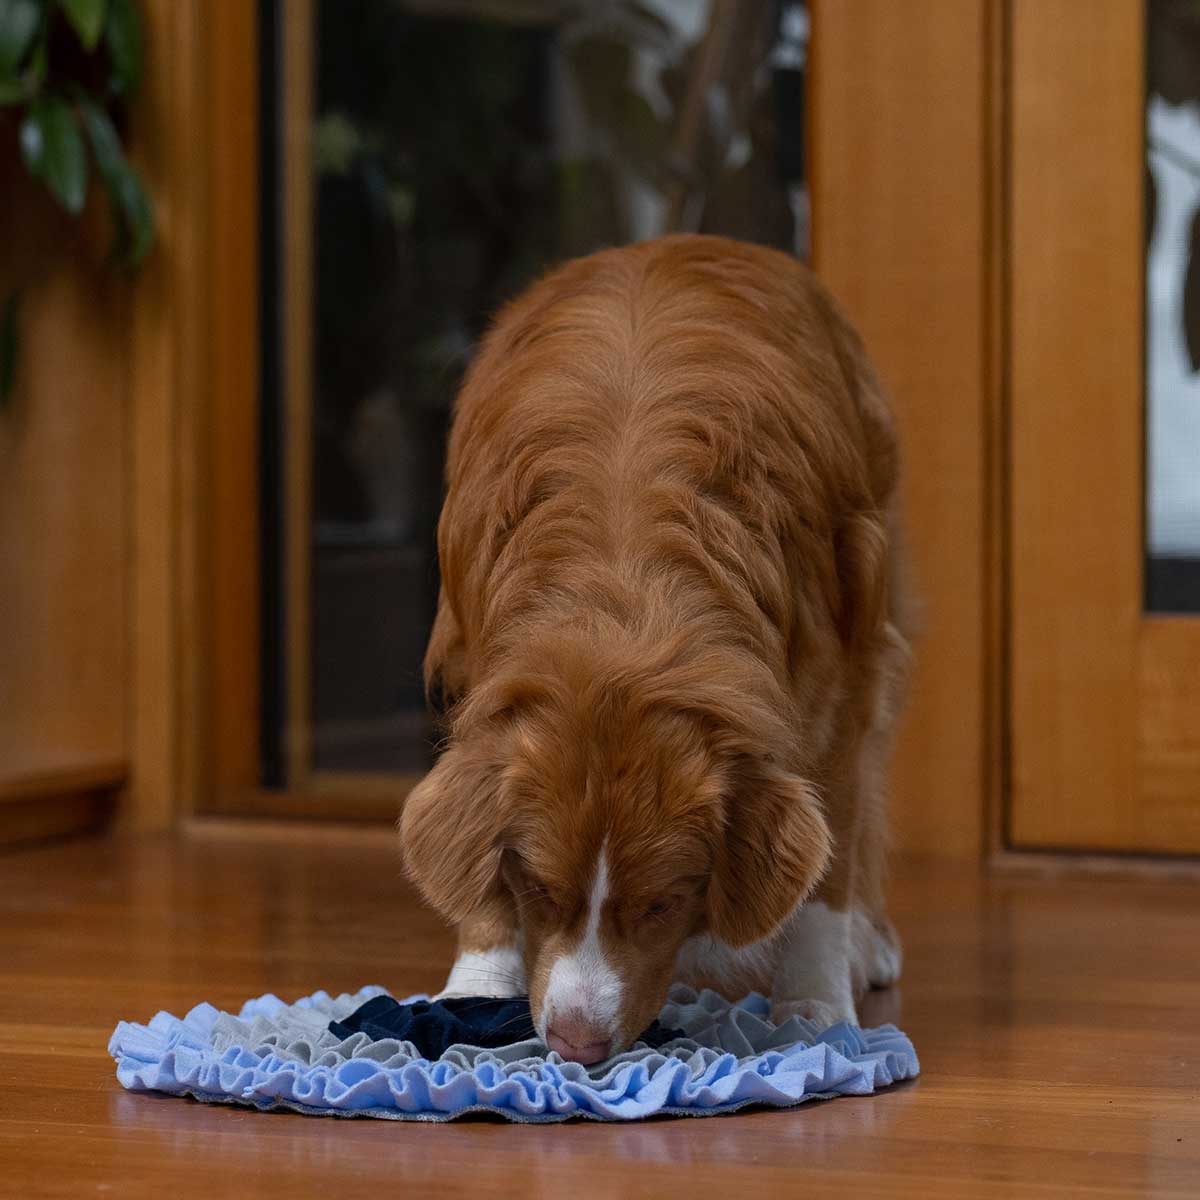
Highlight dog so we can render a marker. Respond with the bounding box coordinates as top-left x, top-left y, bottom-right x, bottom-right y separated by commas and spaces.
400, 234, 912, 1065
